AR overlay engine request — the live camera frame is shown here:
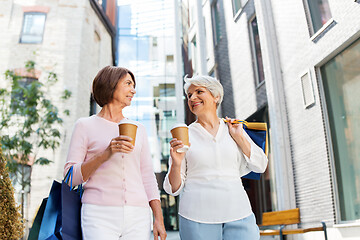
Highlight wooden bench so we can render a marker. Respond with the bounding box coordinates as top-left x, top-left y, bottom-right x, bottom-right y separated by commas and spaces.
259, 208, 328, 240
